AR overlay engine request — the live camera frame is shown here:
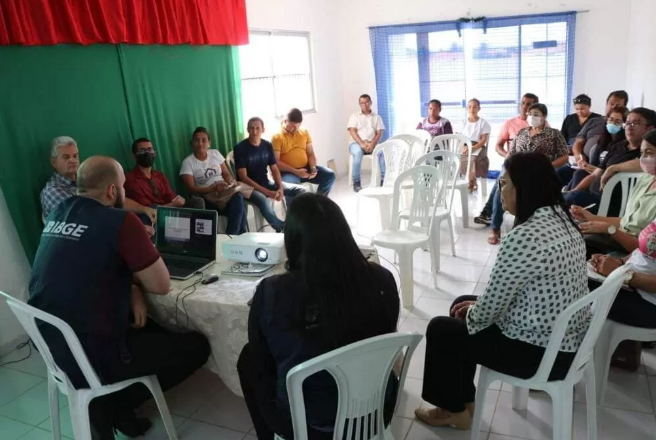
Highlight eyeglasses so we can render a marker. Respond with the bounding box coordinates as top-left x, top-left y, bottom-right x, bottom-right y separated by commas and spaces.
624, 121, 647, 128
136, 148, 155, 155
148, 179, 160, 198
